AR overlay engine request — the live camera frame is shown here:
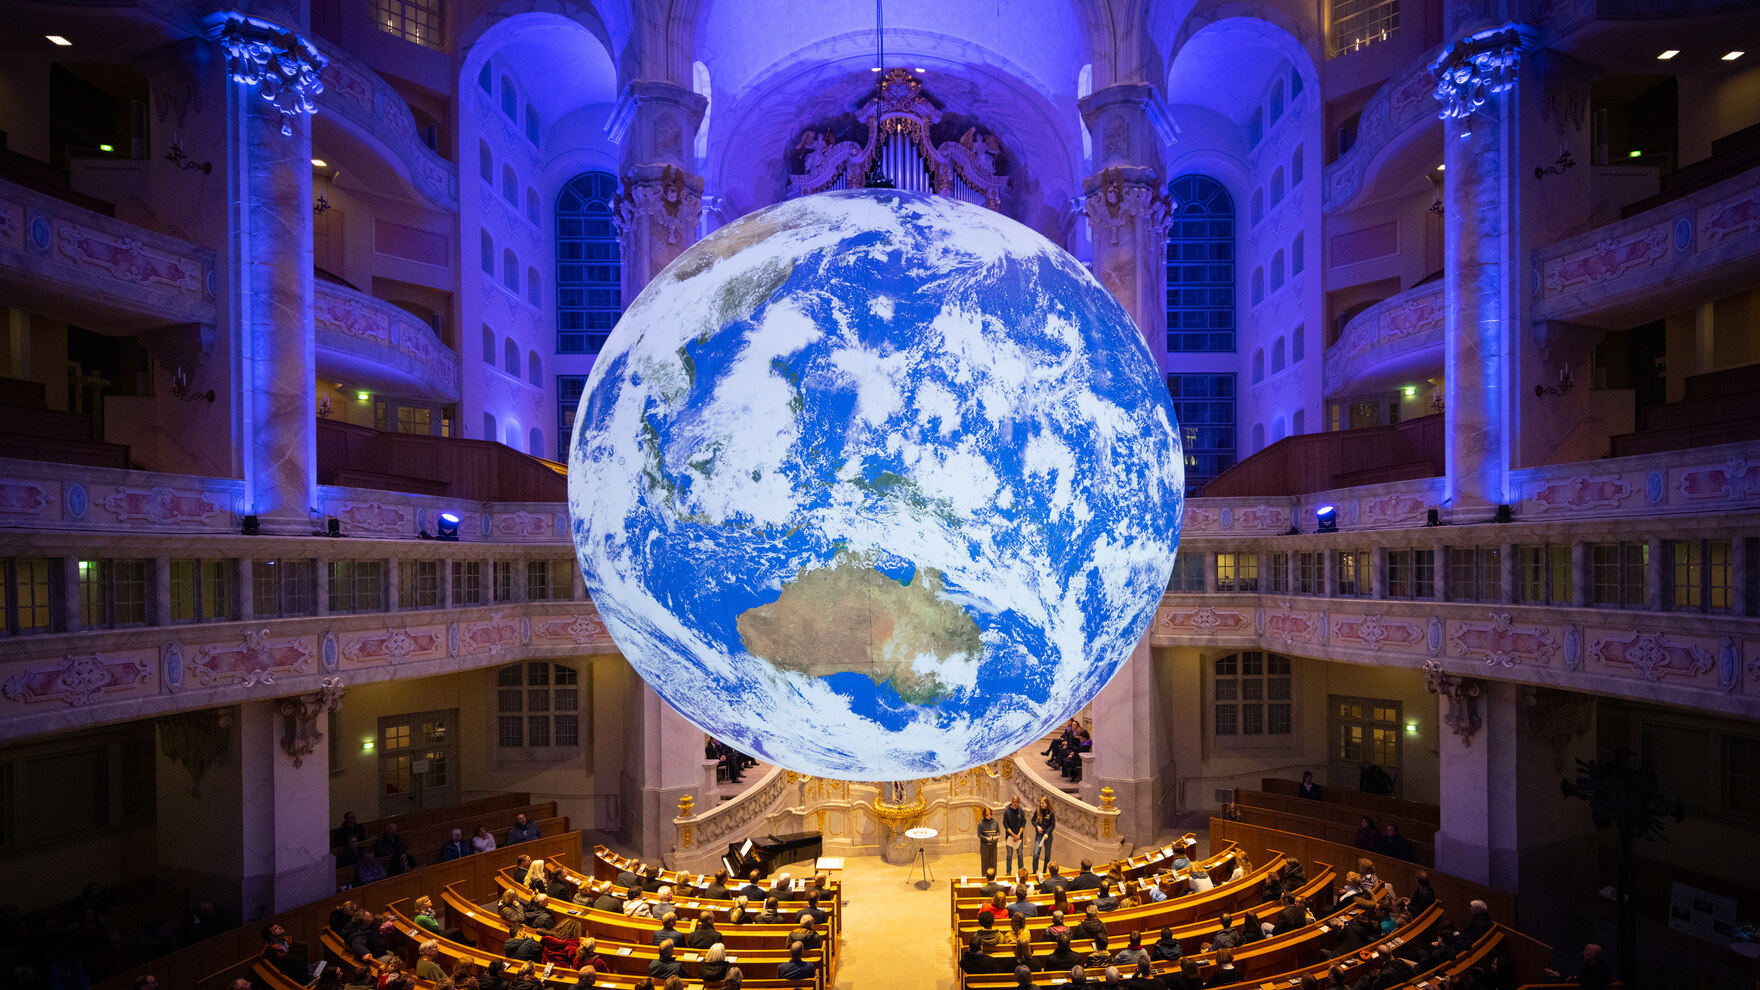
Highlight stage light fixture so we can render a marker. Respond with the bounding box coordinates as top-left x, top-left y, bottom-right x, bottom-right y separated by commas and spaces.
327, 518, 342, 537
1315, 505, 1338, 533
1426, 509, 1443, 527
242, 514, 260, 535
436, 511, 461, 541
